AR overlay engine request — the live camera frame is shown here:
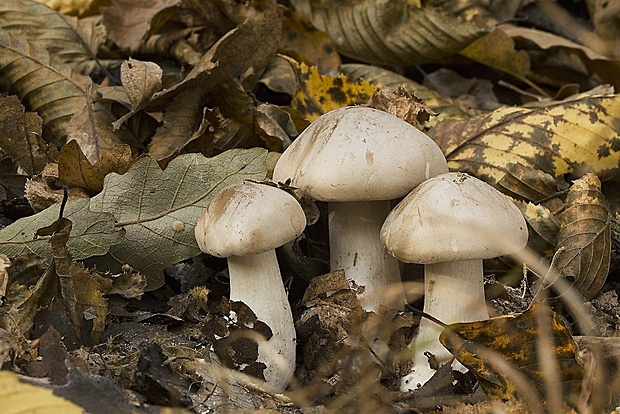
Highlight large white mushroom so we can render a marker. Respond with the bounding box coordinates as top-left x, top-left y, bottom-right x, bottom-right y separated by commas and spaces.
273, 106, 448, 312
380, 172, 529, 391
194, 181, 306, 391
